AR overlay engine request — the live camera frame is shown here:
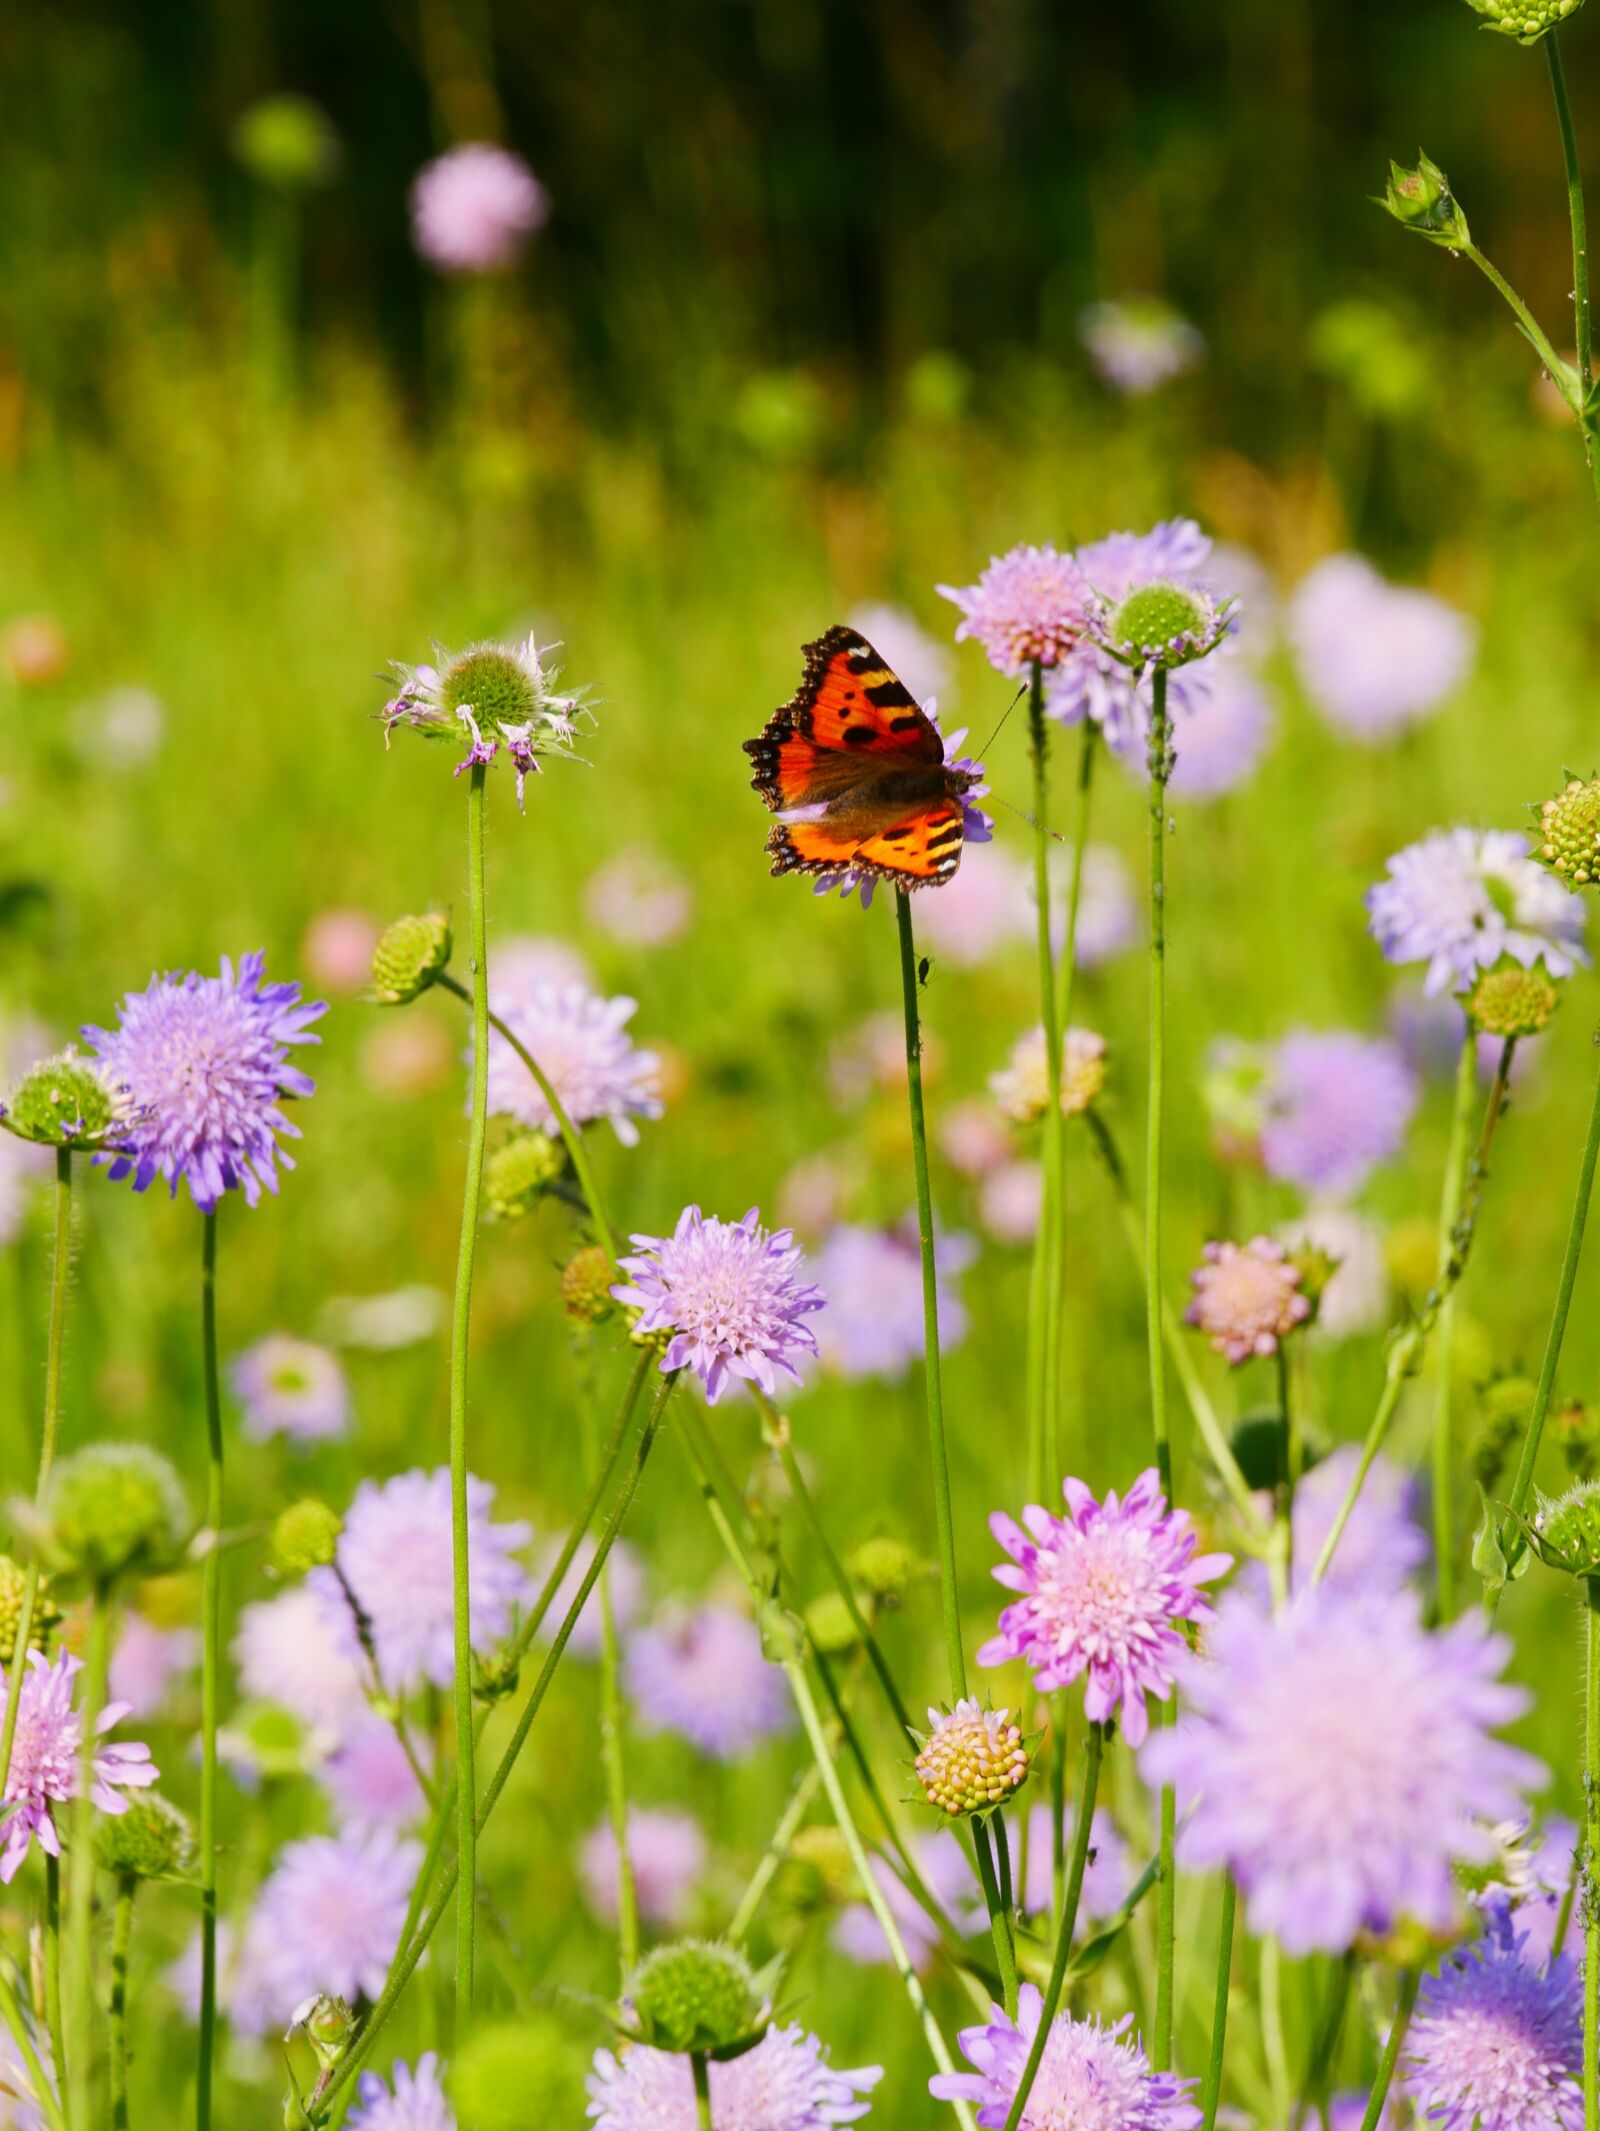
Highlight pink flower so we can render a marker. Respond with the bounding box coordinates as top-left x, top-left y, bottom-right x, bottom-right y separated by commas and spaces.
409, 144, 548, 274
0, 1650, 157, 1882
